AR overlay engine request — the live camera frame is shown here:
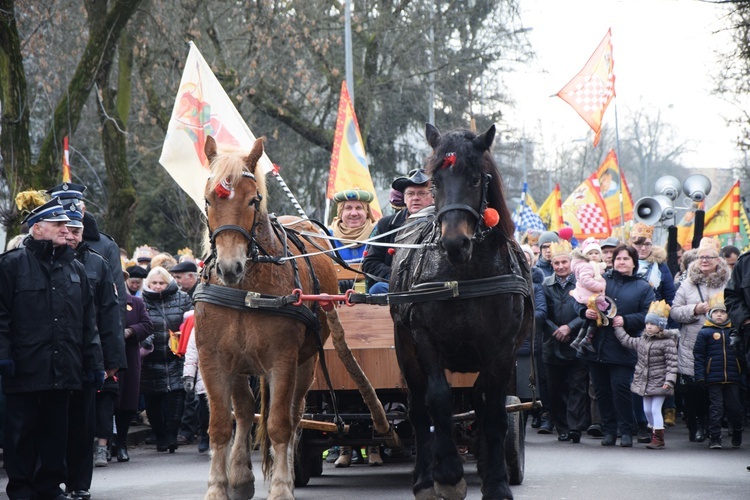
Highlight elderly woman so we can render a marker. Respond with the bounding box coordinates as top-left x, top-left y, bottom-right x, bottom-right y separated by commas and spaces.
669, 237, 729, 442
140, 266, 193, 453
578, 245, 654, 447
329, 189, 378, 263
